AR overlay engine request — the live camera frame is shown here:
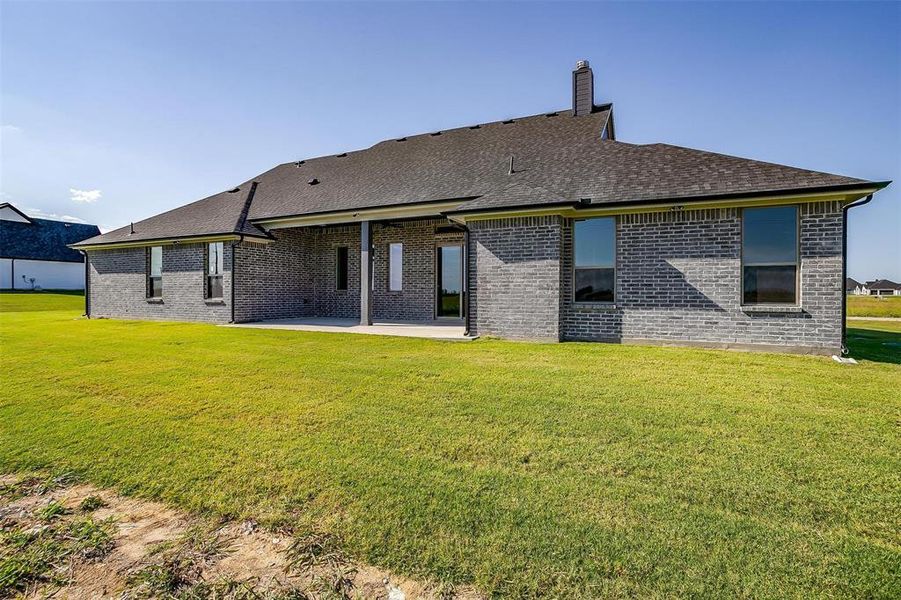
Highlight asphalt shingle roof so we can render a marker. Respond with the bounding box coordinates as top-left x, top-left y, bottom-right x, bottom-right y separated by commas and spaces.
1, 216, 101, 262
75, 105, 883, 247
75, 183, 268, 247
865, 279, 901, 290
